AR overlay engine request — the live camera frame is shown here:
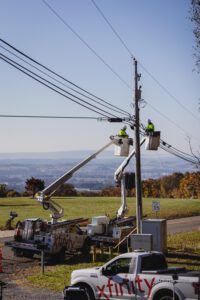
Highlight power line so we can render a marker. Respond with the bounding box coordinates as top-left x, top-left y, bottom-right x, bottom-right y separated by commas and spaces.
0, 54, 110, 118
91, 0, 200, 122
0, 114, 99, 120
41, 0, 132, 90
1, 52, 124, 119
1, 41, 198, 166
1, 45, 129, 118
0, 39, 130, 117
145, 100, 200, 142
